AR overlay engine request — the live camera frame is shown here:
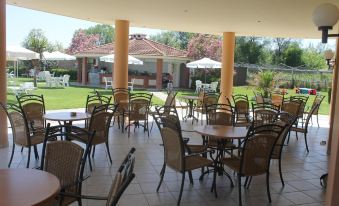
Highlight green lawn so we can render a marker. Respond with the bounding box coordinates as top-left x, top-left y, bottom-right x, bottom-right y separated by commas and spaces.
177, 86, 330, 115
7, 78, 330, 114
7, 78, 164, 110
